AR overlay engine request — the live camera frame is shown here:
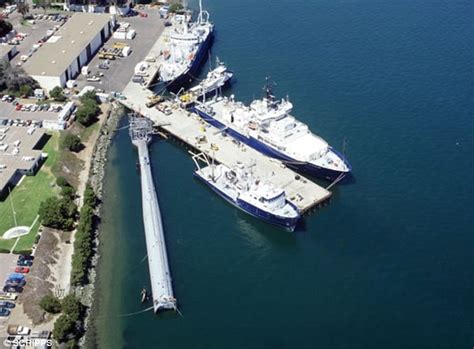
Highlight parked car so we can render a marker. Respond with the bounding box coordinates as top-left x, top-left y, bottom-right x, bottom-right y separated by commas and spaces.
15, 104, 22, 111
5, 280, 26, 287
0, 292, 17, 301
0, 301, 15, 308
19, 254, 34, 261
16, 259, 32, 267
2, 285, 23, 293
0, 308, 11, 317
14, 266, 29, 274
7, 325, 30, 335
